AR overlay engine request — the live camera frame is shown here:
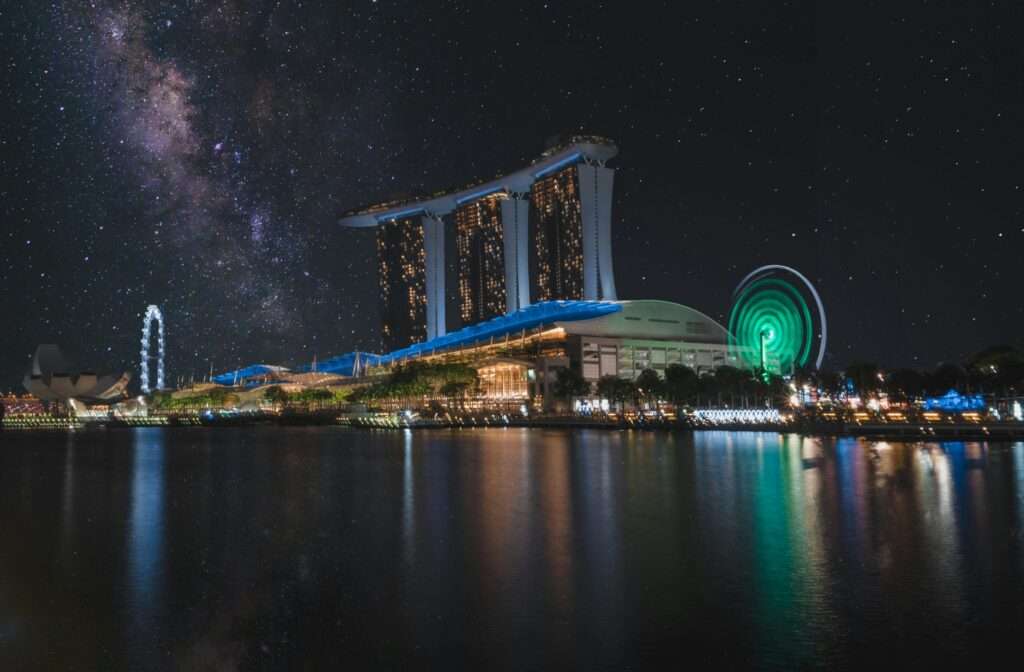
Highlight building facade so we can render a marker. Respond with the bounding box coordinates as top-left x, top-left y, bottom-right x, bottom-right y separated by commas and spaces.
531, 165, 585, 301
559, 300, 741, 383
376, 217, 427, 351
341, 137, 619, 349
357, 299, 747, 408
216, 300, 755, 412
455, 194, 507, 326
